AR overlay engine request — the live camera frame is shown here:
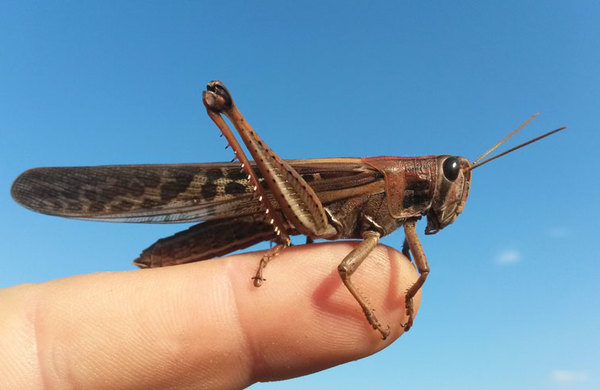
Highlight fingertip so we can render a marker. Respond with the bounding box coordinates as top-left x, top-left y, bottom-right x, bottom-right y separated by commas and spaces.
231, 242, 420, 383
